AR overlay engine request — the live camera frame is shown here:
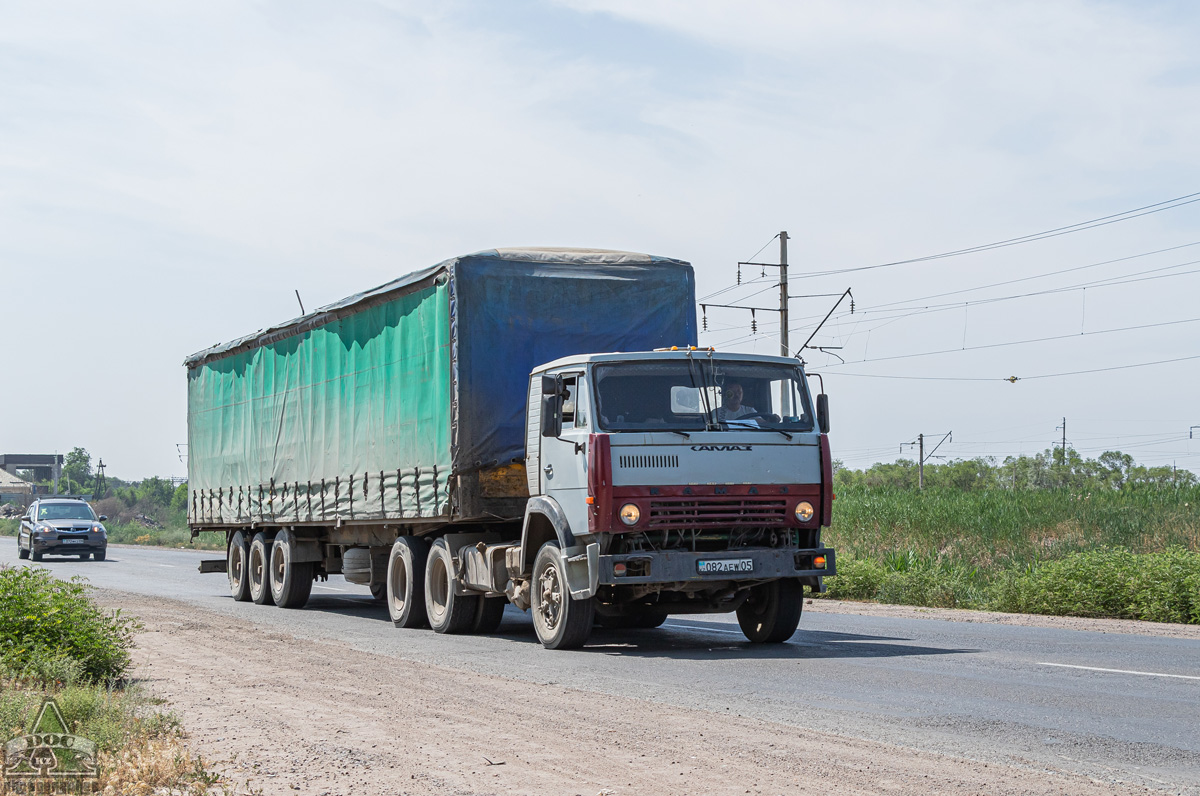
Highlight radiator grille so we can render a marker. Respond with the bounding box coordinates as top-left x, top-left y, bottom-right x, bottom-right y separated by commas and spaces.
648, 496, 788, 527
618, 454, 679, 469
